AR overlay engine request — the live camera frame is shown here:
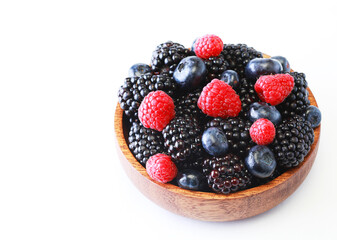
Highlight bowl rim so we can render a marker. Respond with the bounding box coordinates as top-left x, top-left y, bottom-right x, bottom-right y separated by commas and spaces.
114, 88, 320, 201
